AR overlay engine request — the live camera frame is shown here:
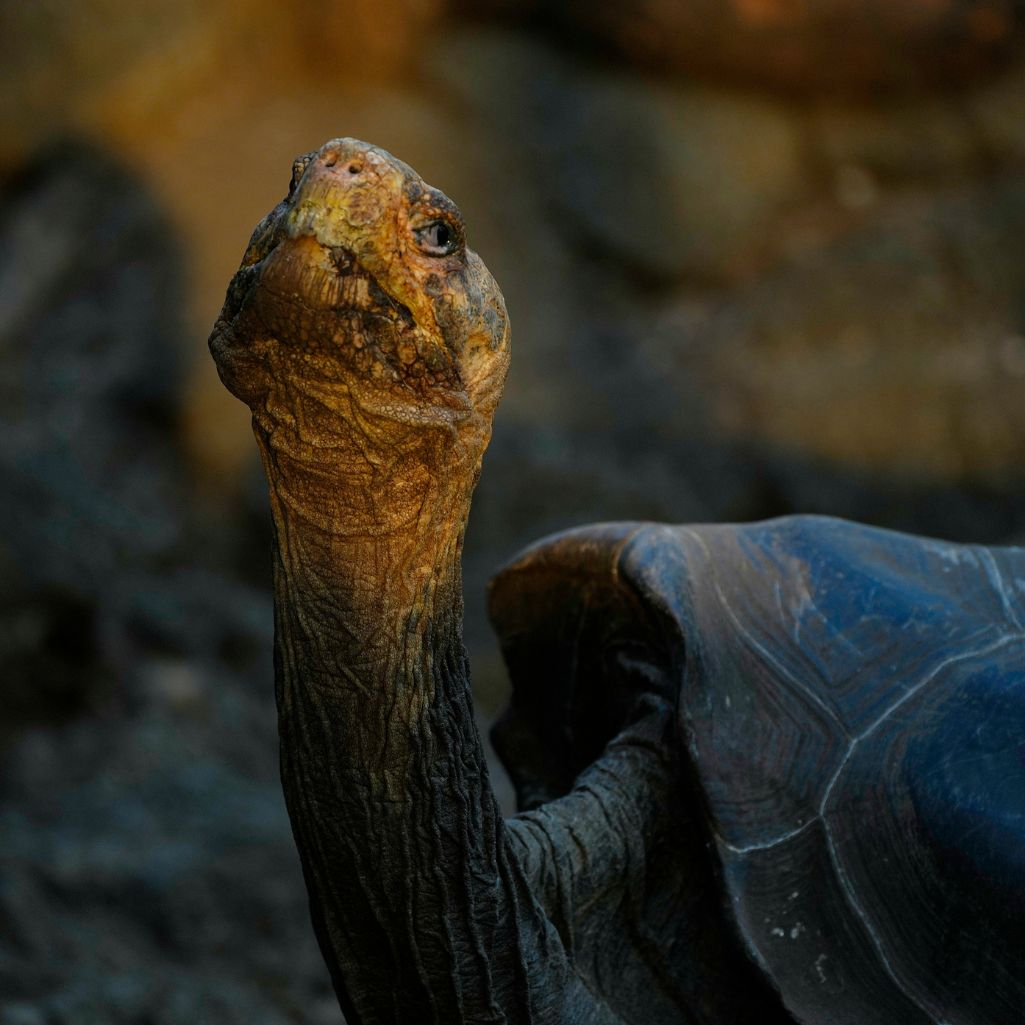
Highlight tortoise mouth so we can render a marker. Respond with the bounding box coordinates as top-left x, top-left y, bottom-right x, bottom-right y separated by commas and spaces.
224, 233, 465, 395
326, 245, 416, 333
240, 234, 417, 347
